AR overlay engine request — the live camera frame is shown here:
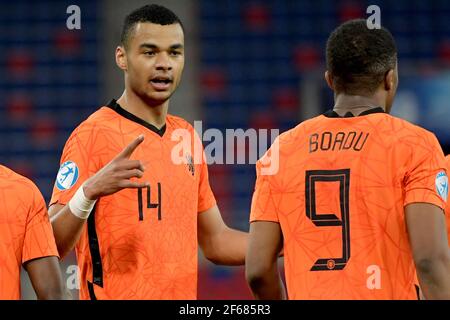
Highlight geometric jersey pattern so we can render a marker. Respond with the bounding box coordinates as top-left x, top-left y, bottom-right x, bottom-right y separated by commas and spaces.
50, 101, 216, 300
250, 109, 447, 299
0, 165, 58, 299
